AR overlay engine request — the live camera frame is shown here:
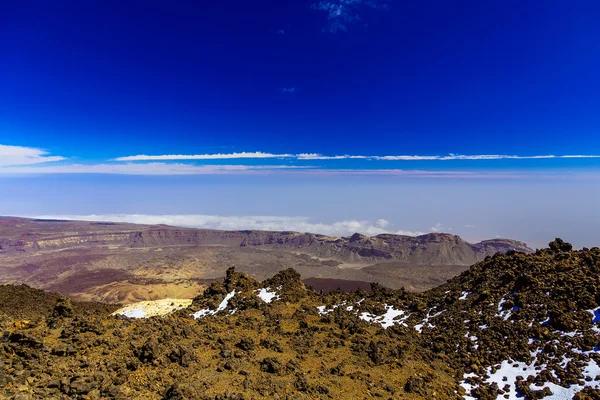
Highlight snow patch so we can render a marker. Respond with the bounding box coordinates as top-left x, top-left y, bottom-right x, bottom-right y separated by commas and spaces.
317, 299, 364, 316
496, 295, 513, 320
462, 347, 600, 399
316, 305, 329, 315
112, 298, 193, 319
316, 300, 409, 329
587, 306, 600, 323
255, 287, 279, 303
540, 313, 550, 325
528, 359, 600, 399
415, 309, 444, 333
359, 305, 409, 329
191, 290, 236, 319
